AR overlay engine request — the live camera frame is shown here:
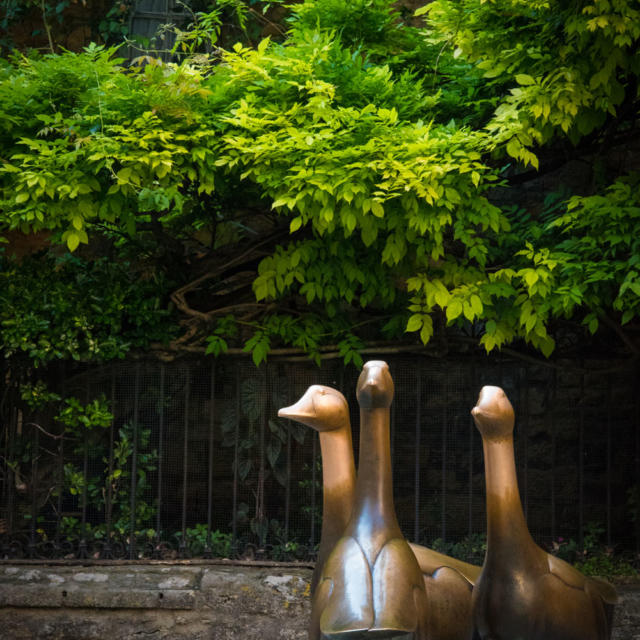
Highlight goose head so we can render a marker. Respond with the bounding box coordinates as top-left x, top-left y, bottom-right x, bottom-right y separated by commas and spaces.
471, 385, 515, 440
356, 360, 394, 409
278, 385, 348, 432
